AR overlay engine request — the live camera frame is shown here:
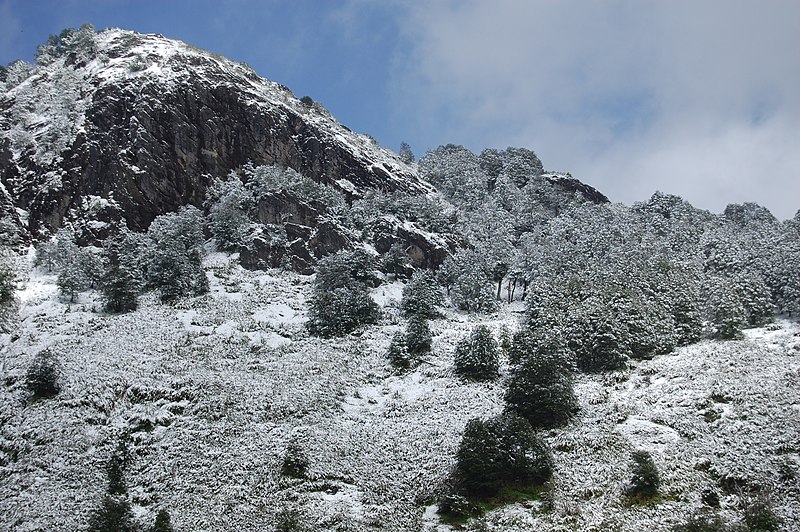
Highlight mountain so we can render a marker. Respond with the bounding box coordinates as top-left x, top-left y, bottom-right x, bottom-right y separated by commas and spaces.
0, 27, 429, 245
